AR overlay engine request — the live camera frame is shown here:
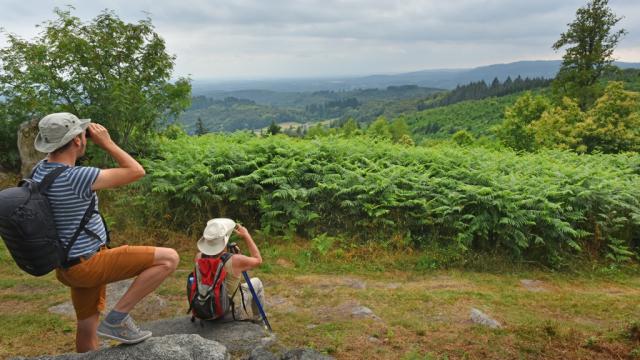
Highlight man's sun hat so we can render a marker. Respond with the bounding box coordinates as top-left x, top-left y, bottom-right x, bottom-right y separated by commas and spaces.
197, 218, 236, 255
34, 112, 91, 153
